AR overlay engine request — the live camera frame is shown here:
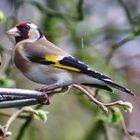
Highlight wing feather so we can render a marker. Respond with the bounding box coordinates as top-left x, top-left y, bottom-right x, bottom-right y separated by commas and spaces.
26, 53, 134, 95
27, 54, 111, 80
